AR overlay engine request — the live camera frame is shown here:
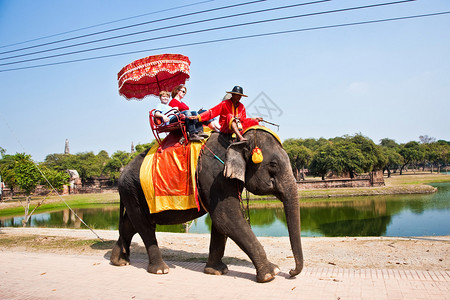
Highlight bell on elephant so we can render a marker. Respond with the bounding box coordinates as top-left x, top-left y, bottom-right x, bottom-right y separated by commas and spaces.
251, 146, 263, 164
